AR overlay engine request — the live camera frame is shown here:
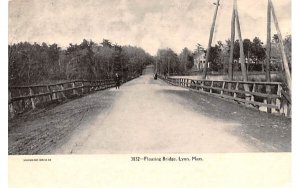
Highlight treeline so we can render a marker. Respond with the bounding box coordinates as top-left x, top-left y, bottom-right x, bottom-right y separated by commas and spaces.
9, 39, 154, 86
155, 34, 292, 75
156, 47, 194, 75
